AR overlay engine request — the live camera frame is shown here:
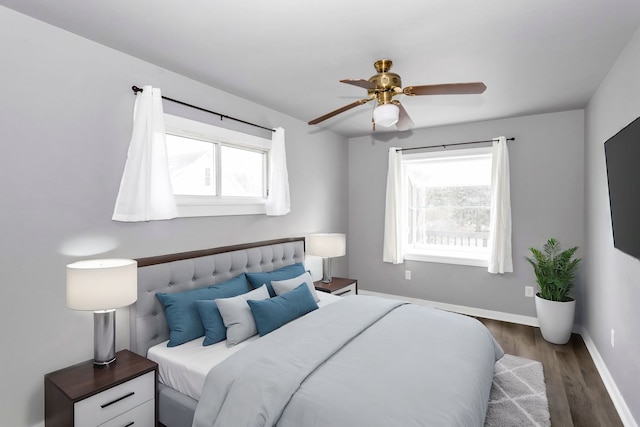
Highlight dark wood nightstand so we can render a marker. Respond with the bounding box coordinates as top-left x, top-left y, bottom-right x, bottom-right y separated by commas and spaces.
314, 277, 358, 296
44, 349, 158, 427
